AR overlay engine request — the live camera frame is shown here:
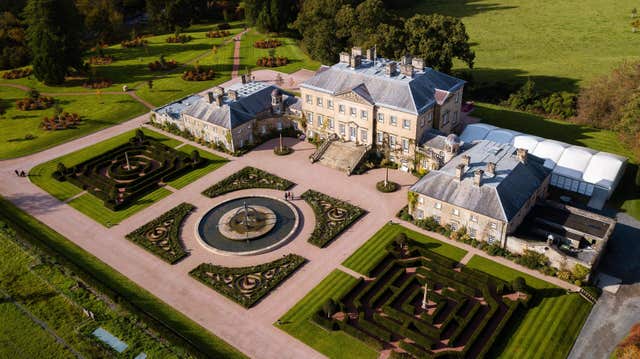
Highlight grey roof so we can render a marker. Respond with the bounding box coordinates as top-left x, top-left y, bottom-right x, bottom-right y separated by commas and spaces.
154, 94, 202, 120
419, 129, 448, 150
177, 82, 294, 129
410, 141, 551, 221
301, 59, 465, 115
